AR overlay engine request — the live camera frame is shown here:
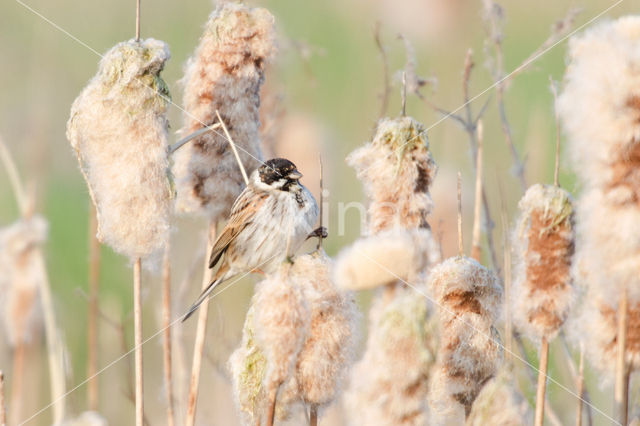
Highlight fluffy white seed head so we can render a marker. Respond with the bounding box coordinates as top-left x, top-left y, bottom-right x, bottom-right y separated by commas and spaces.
173, 3, 275, 220
0, 216, 47, 347
428, 256, 503, 423
66, 38, 172, 260
333, 227, 441, 291
512, 183, 575, 341
558, 16, 640, 198
347, 116, 437, 234
466, 368, 531, 426
344, 287, 438, 426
